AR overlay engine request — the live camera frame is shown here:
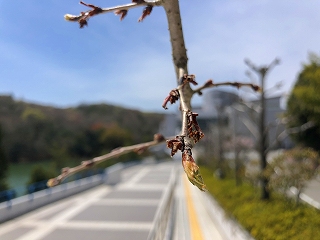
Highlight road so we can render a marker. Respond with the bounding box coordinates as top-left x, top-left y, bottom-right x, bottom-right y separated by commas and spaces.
1, 158, 319, 240
0, 160, 228, 240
